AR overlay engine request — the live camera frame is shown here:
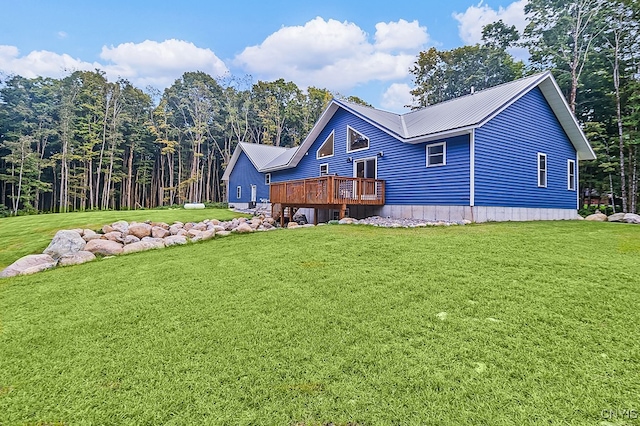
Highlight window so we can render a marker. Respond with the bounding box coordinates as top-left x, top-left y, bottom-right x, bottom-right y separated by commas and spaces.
347, 126, 369, 152
236, 186, 242, 199
567, 159, 575, 190
426, 142, 446, 167
320, 163, 329, 176
265, 173, 271, 185
317, 131, 334, 159
538, 153, 547, 187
